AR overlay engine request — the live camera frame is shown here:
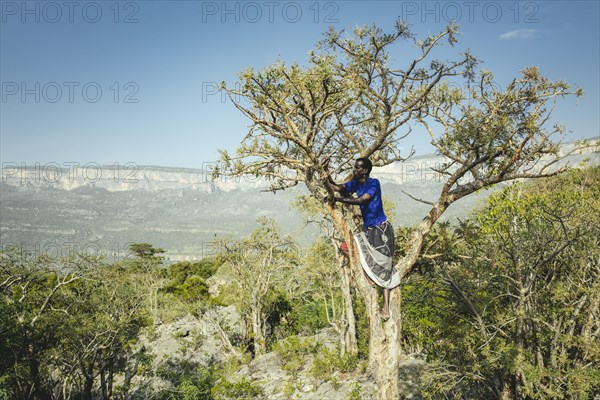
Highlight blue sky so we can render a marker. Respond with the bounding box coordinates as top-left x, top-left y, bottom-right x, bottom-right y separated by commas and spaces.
1, 0, 598, 169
